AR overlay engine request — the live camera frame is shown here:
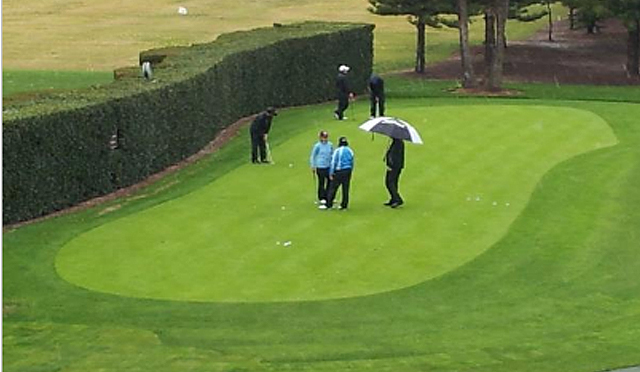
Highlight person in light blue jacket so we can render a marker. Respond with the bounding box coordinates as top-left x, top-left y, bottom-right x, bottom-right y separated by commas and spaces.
309, 130, 333, 204
320, 136, 355, 210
